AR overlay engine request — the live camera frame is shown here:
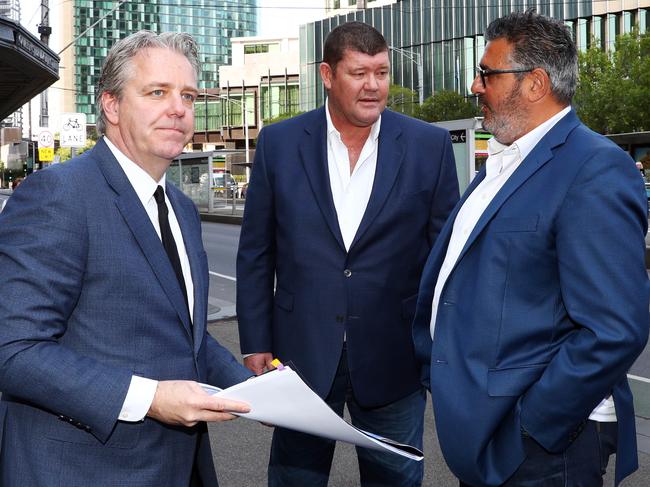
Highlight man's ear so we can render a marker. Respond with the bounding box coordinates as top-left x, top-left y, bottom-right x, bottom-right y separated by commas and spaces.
320, 62, 333, 91
526, 68, 551, 103
101, 92, 120, 125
